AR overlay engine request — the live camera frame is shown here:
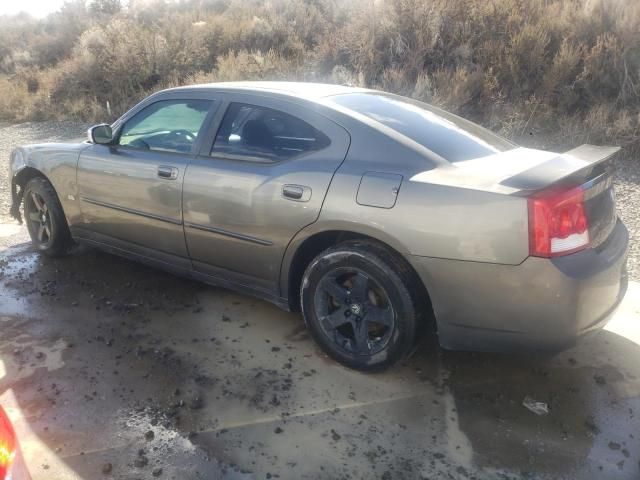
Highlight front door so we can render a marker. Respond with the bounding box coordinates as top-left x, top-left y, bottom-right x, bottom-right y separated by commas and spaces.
76, 96, 217, 264
183, 95, 350, 296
